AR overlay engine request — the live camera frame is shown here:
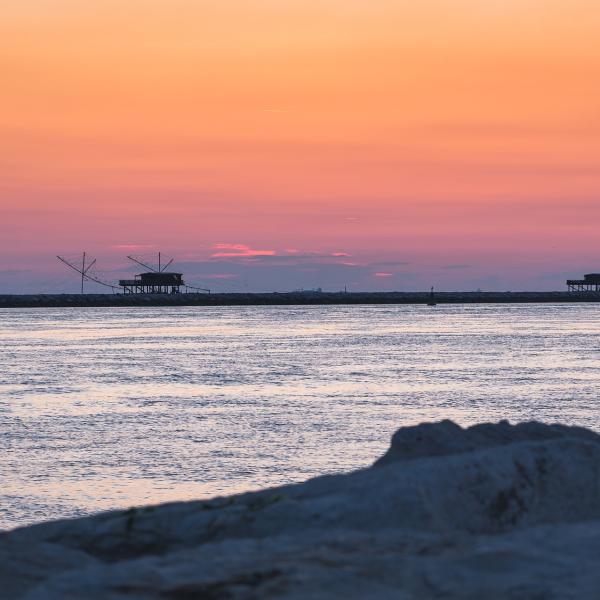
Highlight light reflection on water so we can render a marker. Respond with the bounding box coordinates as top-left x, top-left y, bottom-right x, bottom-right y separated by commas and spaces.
1, 303, 600, 529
